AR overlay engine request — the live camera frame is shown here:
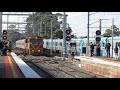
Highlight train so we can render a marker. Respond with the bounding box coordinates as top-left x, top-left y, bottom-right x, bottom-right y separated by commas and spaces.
16, 36, 43, 55
16, 35, 120, 57
43, 36, 120, 57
